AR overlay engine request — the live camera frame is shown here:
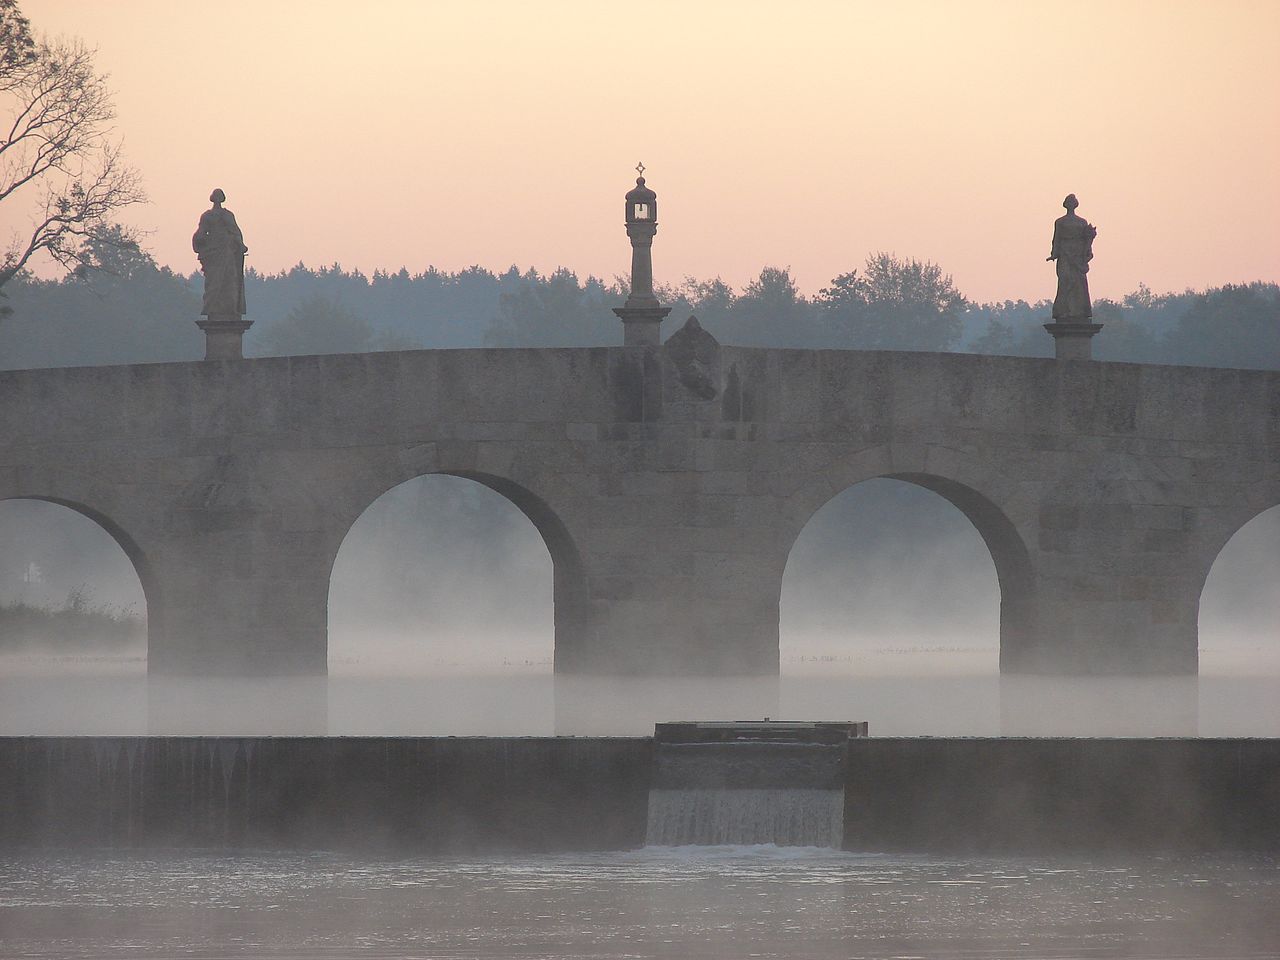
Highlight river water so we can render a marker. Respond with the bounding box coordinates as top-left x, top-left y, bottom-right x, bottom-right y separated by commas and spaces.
3, 656, 1278, 956
2, 846, 1278, 959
